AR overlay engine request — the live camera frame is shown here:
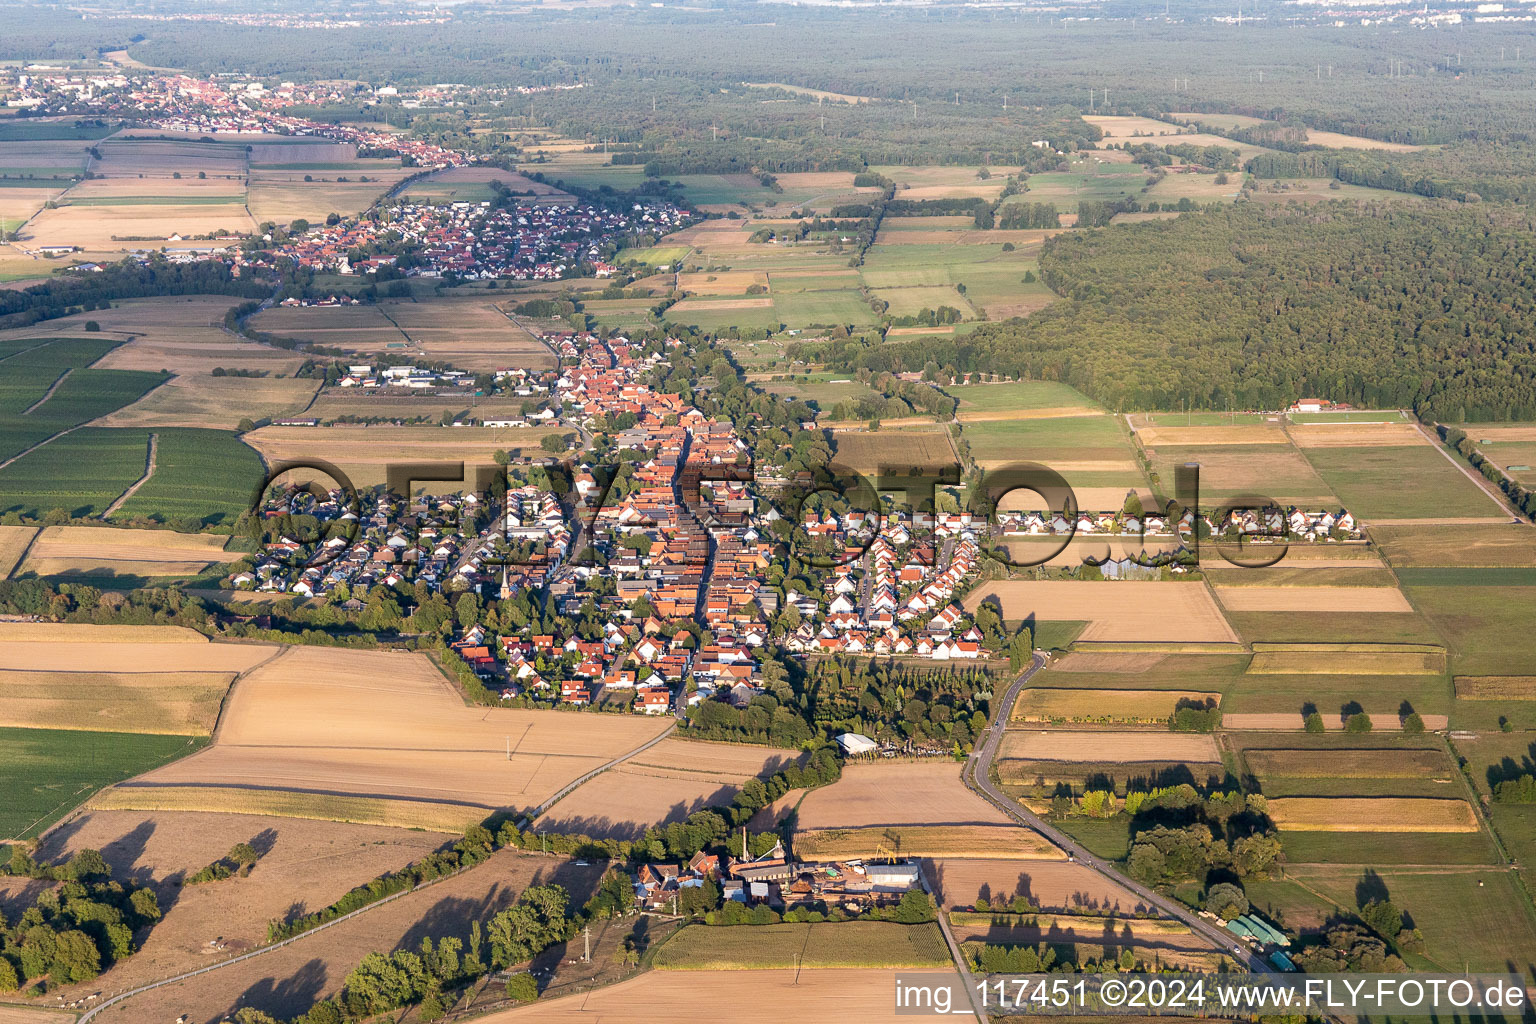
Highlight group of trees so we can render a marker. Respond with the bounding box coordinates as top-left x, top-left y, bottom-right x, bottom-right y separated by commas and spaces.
803, 657, 992, 753
0, 848, 161, 992
1439, 425, 1536, 521
824, 203, 1536, 420
1121, 785, 1281, 888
